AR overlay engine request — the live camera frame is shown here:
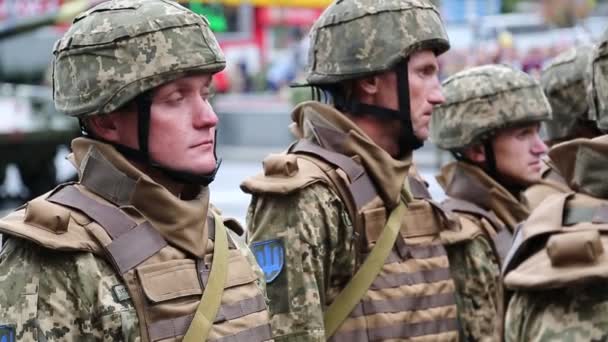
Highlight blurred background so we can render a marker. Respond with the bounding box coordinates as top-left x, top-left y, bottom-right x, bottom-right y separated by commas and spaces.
0, 0, 607, 222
